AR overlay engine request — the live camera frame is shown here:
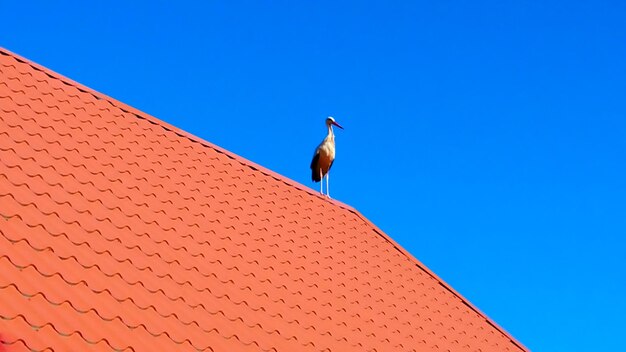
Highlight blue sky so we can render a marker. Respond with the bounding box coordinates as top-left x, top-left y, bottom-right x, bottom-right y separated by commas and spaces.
3, 1, 625, 350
